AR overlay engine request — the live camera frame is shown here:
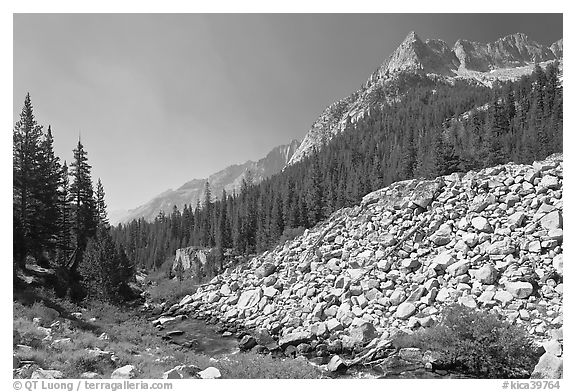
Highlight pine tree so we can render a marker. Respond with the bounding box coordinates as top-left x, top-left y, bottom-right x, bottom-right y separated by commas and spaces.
36, 125, 62, 254
13, 93, 46, 266
69, 139, 97, 272
95, 178, 109, 228
485, 98, 508, 166
80, 225, 134, 301
216, 189, 232, 249
201, 182, 213, 247
306, 150, 324, 224
56, 161, 73, 264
